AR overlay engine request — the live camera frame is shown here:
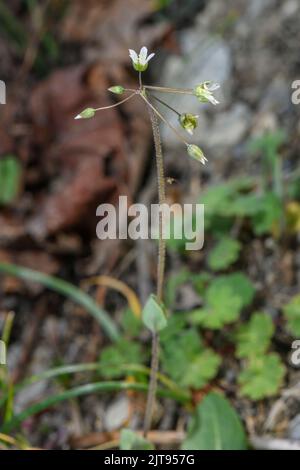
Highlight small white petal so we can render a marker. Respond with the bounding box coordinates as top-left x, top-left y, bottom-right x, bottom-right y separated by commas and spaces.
207, 95, 219, 105
139, 46, 148, 62
145, 52, 155, 63
129, 49, 138, 63
74, 114, 82, 119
